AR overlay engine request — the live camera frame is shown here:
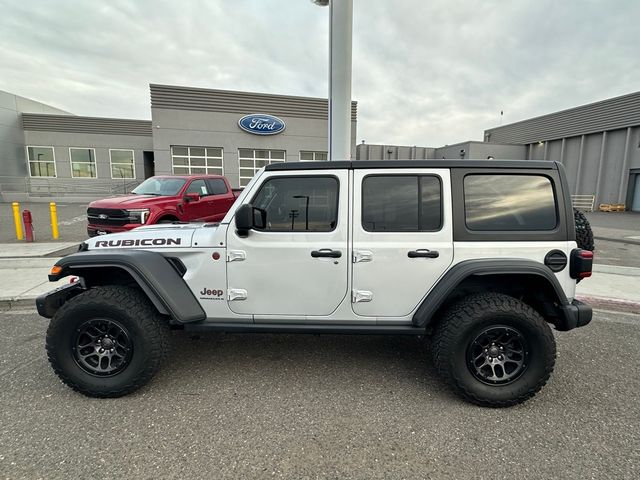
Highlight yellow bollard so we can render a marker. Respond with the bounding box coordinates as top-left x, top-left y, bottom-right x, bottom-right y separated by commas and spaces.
12, 202, 24, 240
50, 202, 59, 240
